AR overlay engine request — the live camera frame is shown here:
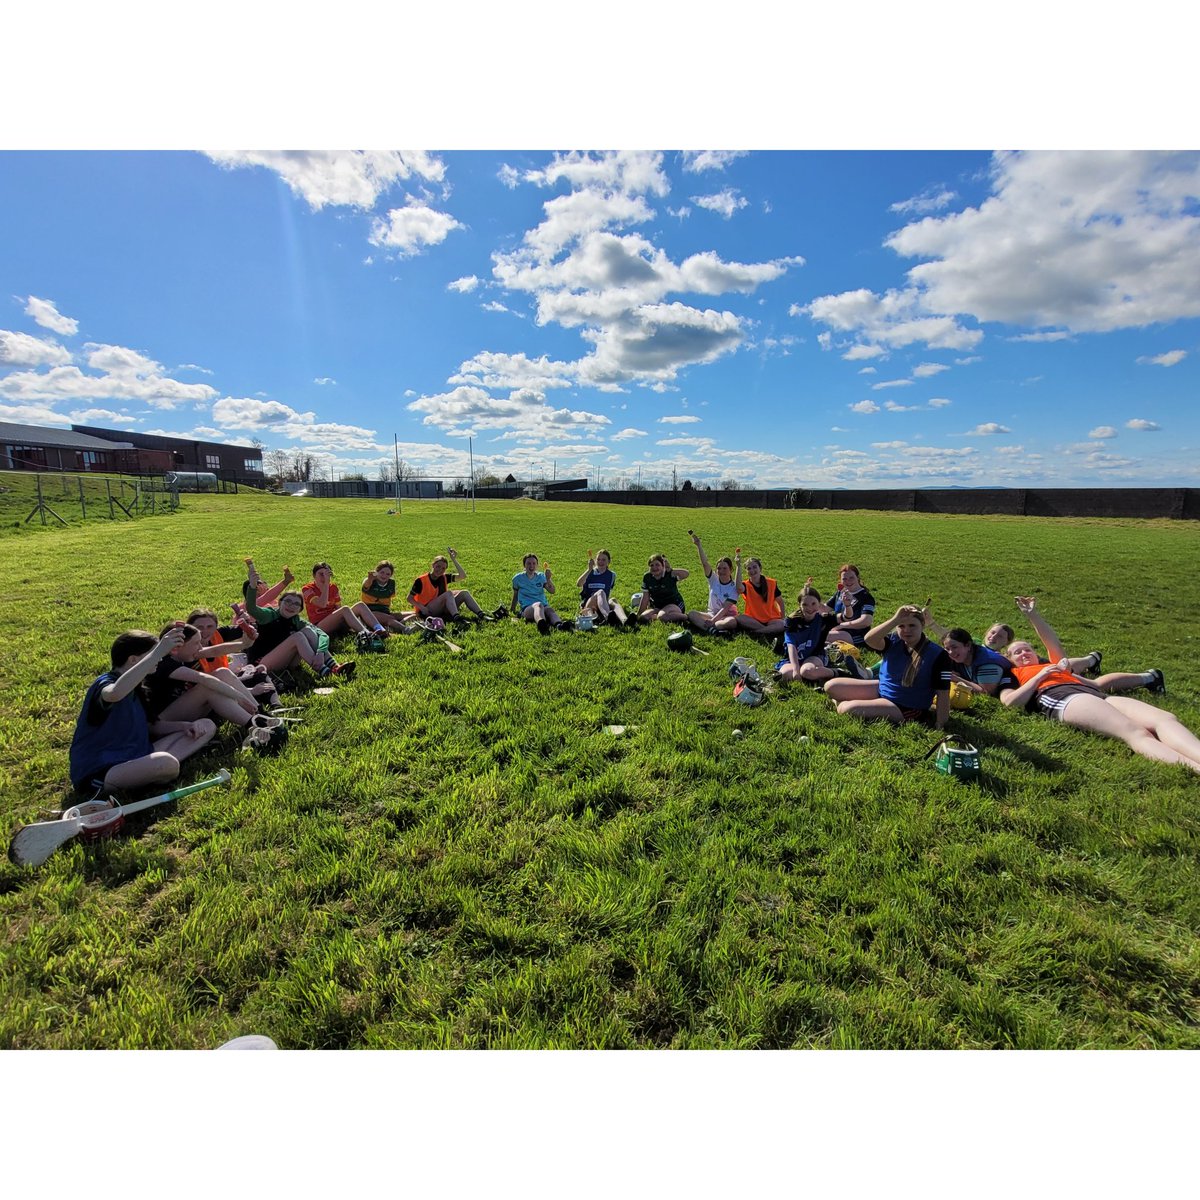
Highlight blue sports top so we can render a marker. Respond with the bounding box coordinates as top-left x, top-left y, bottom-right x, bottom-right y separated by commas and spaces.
69, 672, 152, 788
580, 568, 616, 604
878, 633, 953, 709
